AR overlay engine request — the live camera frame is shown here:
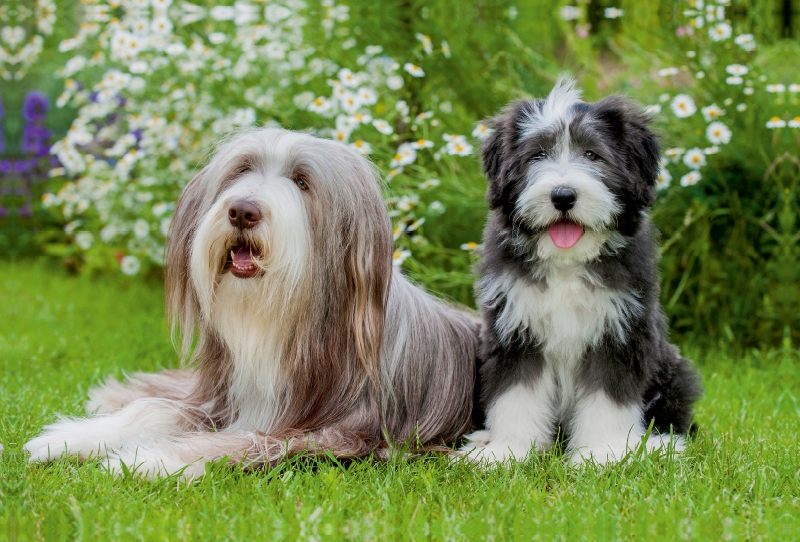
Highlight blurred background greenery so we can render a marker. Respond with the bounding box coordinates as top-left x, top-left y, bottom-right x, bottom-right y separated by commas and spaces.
1, 0, 798, 353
